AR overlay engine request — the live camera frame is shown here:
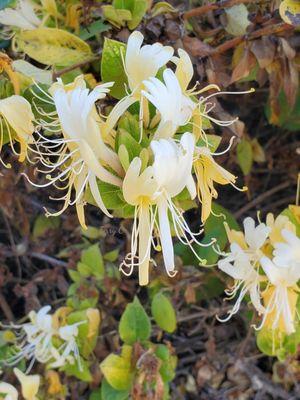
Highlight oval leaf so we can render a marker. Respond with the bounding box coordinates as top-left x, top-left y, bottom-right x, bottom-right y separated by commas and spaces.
151, 293, 176, 333
14, 28, 93, 67
119, 297, 151, 344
